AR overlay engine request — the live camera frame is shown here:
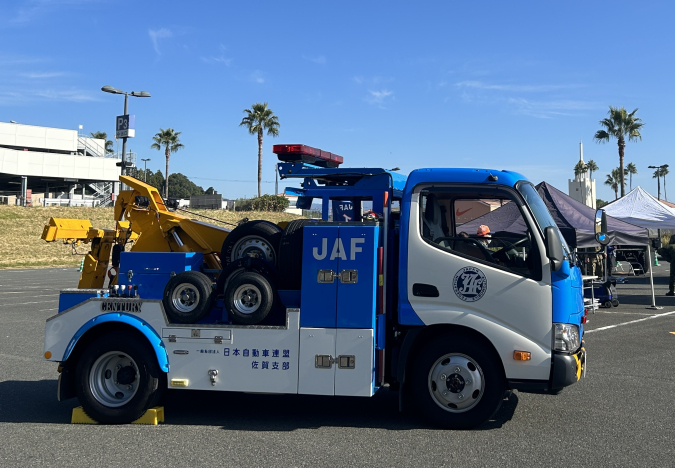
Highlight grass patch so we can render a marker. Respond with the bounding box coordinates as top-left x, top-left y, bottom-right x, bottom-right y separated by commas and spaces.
0, 206, 302, 269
